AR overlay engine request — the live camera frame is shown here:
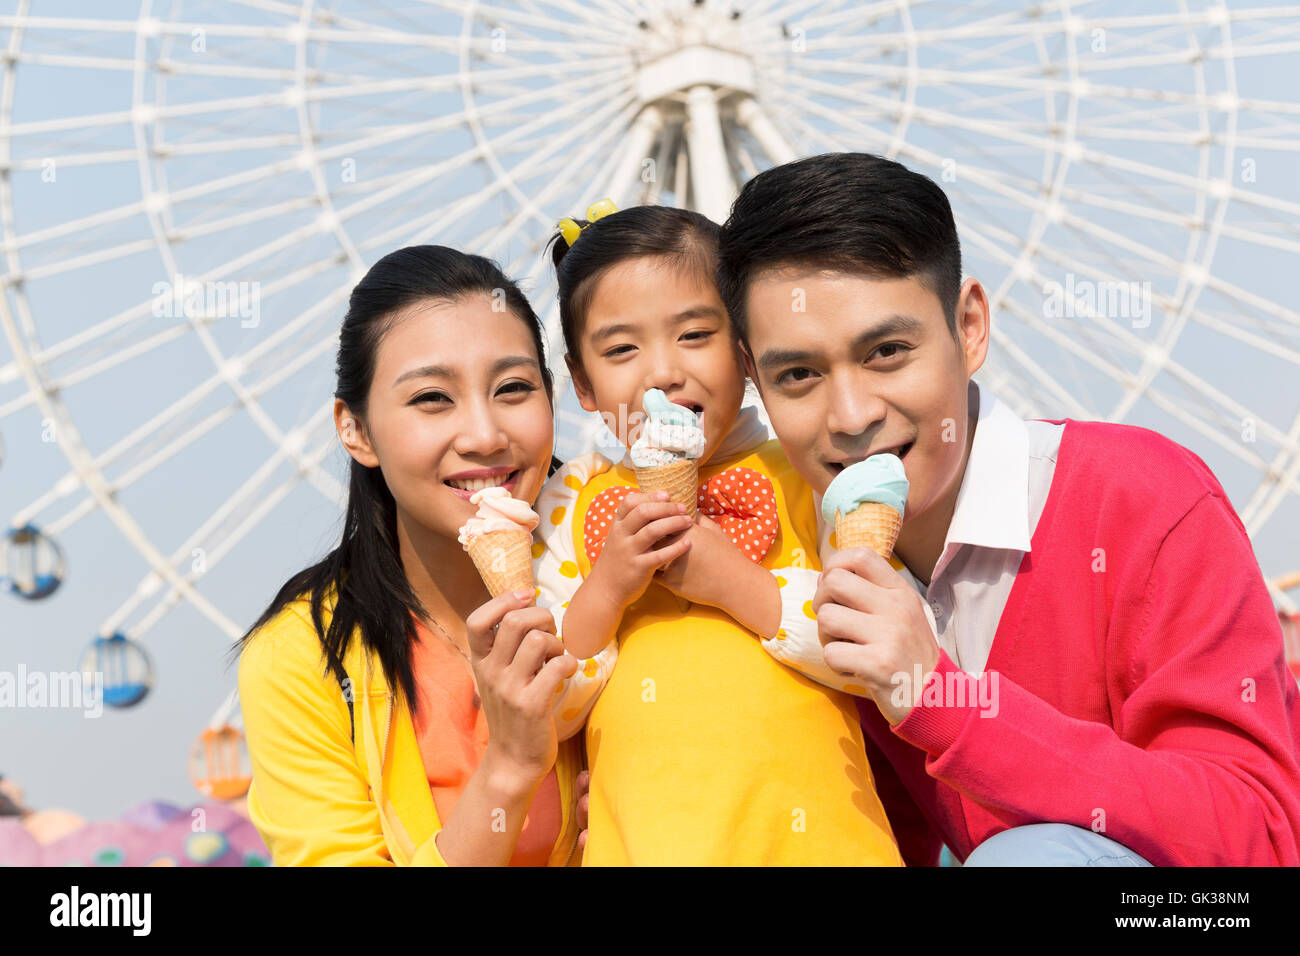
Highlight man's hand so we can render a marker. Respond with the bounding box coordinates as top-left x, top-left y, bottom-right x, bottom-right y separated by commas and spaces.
813, 547, 941, 726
